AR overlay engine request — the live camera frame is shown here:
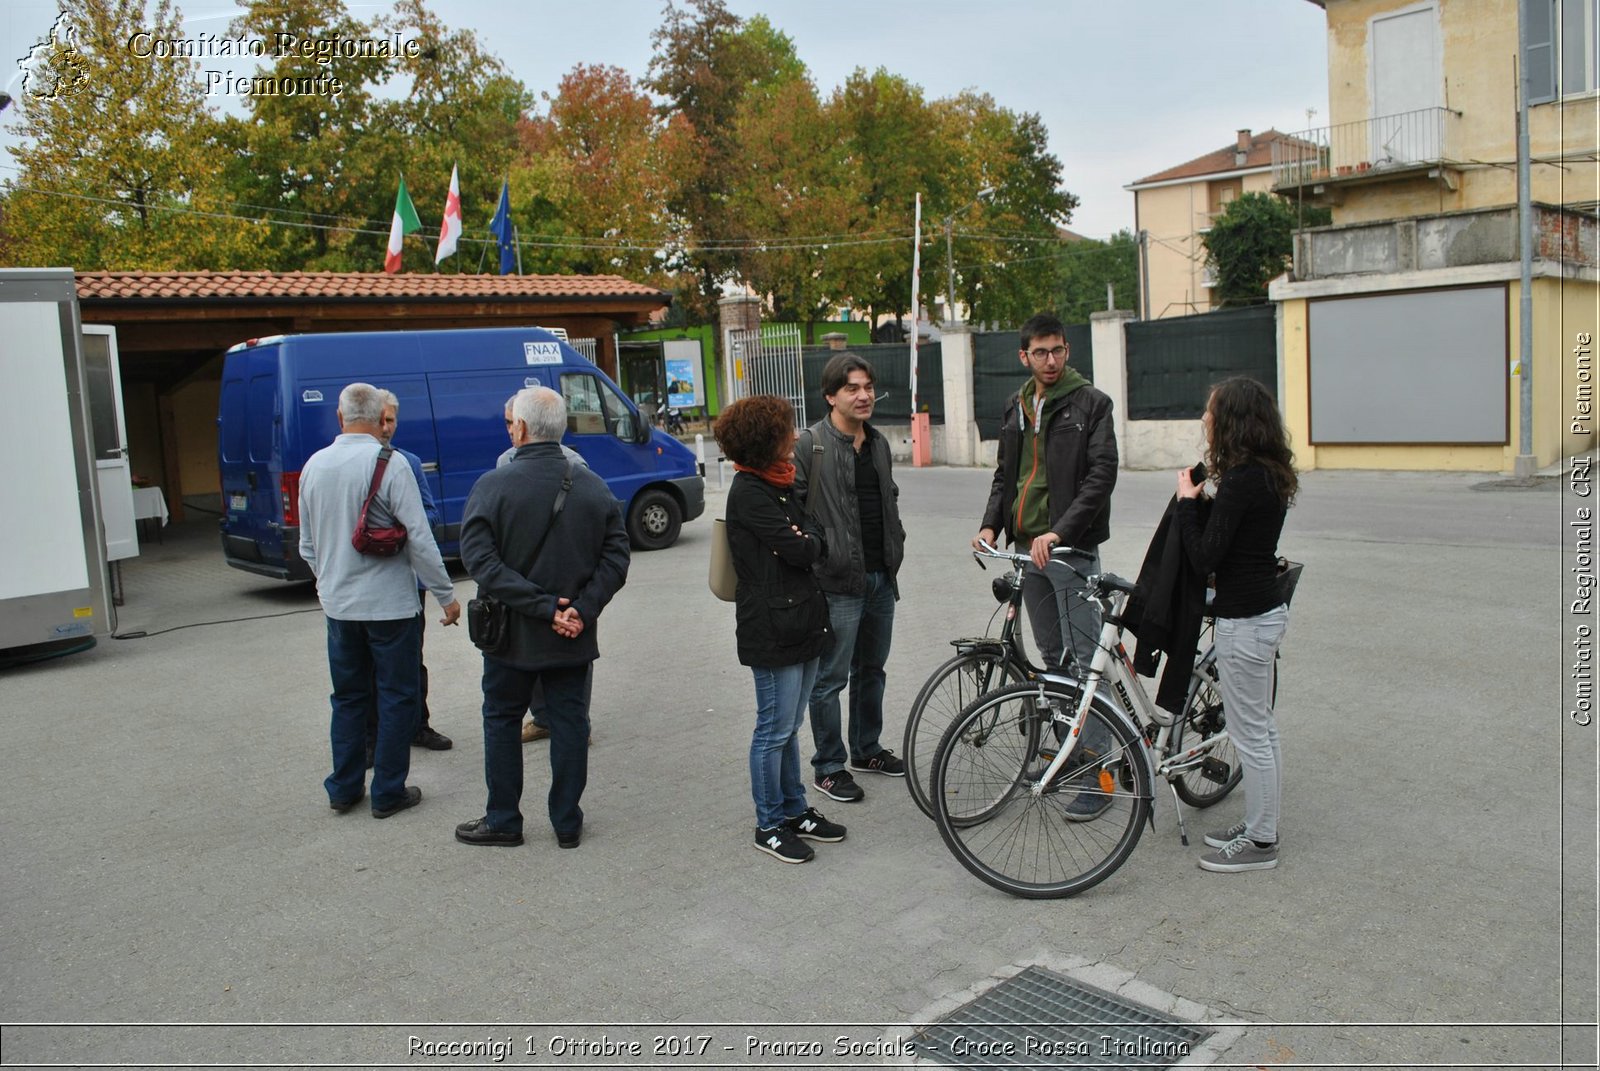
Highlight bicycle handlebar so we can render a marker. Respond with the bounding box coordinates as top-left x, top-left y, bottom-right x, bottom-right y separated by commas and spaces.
972, 539, 1090, 569
970, 540, 1136, 597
